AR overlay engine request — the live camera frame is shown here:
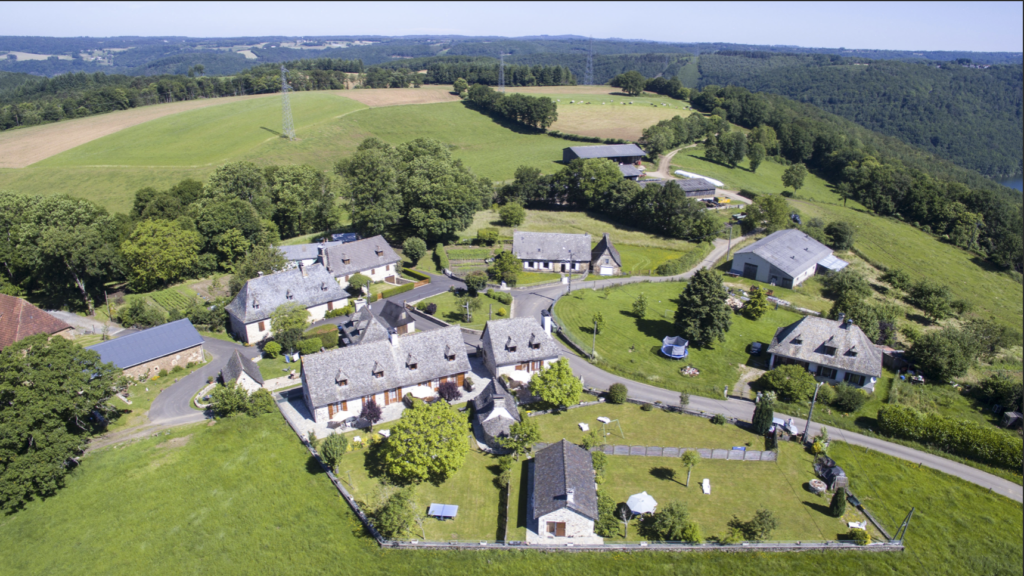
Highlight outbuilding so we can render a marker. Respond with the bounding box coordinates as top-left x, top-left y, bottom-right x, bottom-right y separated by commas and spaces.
529, 439, 601, 543
562, 144, 645, 164
730, 229, 847, 288
590, 233, 622, 276
220, 350, 265, 393
0, 294, 73, 351
87, 319, 205, 381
